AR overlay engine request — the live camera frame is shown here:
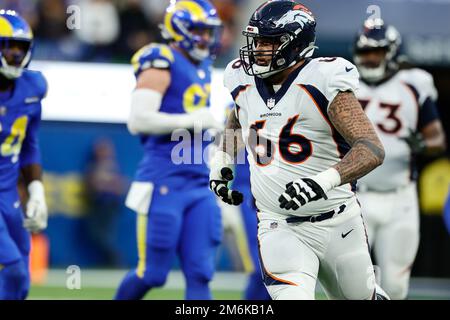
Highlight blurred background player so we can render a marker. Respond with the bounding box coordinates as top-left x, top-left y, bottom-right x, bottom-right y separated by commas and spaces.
353, 19, 447, 299
114, 0, 224, 300
84, 138, 127, 267
0, 10, 48, 300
